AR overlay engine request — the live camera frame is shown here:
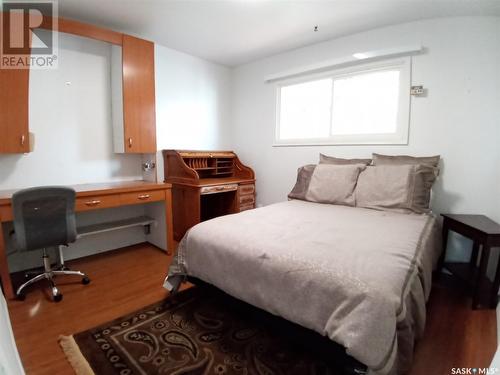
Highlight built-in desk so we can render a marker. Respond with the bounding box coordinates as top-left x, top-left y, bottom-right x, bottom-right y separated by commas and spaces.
0, 181, 174, 299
